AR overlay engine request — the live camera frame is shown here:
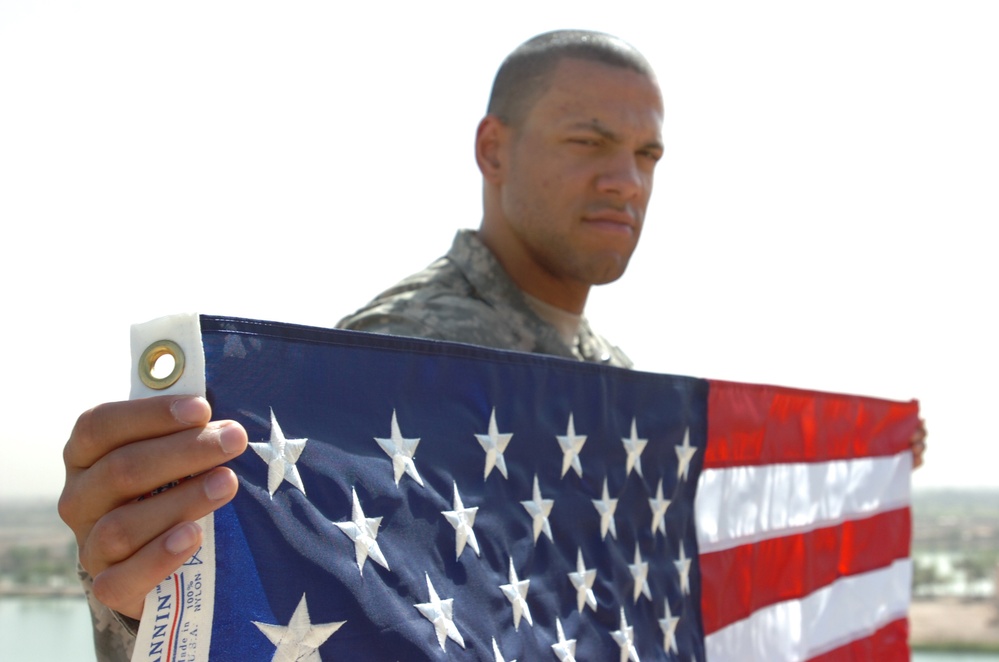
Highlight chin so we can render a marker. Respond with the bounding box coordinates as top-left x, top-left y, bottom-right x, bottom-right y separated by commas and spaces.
584, 256, 631, 285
